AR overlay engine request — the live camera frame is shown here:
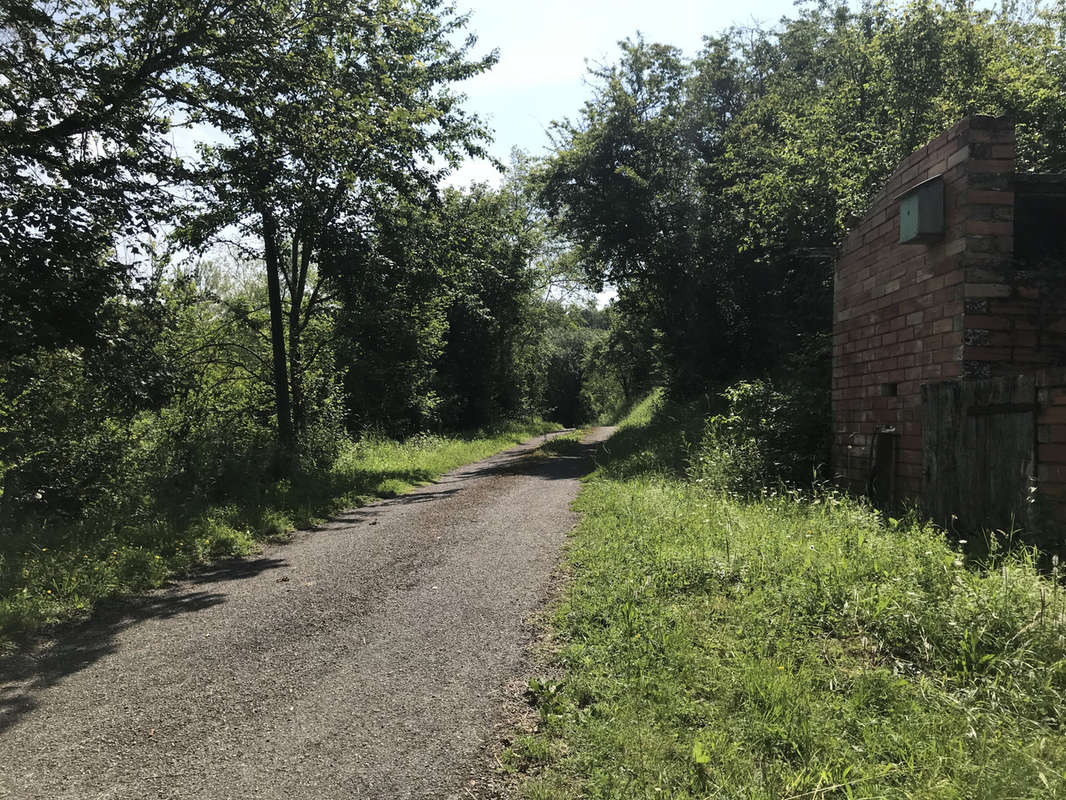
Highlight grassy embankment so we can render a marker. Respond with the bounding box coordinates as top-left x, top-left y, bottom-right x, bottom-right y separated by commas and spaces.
0, 420, 559, 652
510, 392, 1066, 798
